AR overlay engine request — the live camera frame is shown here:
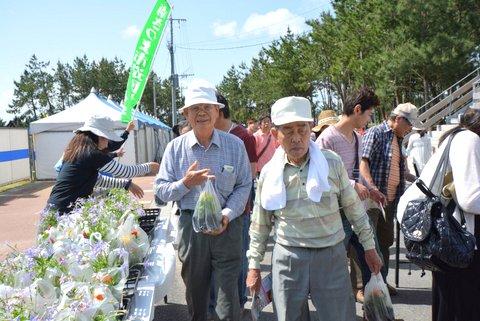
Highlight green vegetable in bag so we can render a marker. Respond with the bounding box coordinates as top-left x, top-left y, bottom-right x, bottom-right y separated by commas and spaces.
192, 179, 222, 233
